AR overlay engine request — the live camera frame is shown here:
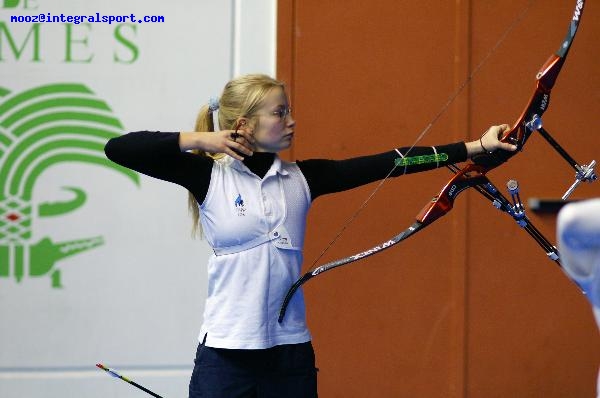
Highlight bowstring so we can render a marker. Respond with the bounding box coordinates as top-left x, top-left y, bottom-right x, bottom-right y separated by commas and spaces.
307, 1, 535, 270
